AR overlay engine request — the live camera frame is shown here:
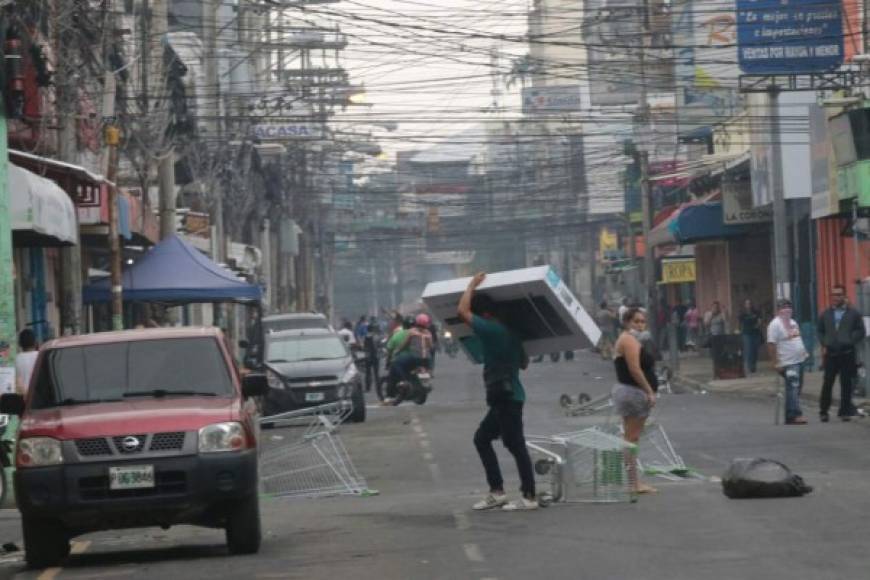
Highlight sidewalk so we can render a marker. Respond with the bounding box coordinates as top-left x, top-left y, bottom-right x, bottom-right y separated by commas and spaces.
672, 351, 869, 410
